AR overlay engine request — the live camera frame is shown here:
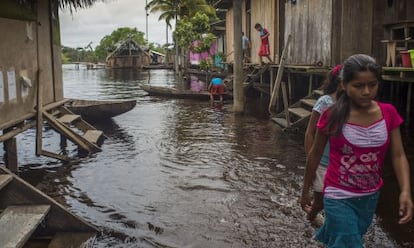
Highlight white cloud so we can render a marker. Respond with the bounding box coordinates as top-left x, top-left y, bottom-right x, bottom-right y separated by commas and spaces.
59, 0, 174, 49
